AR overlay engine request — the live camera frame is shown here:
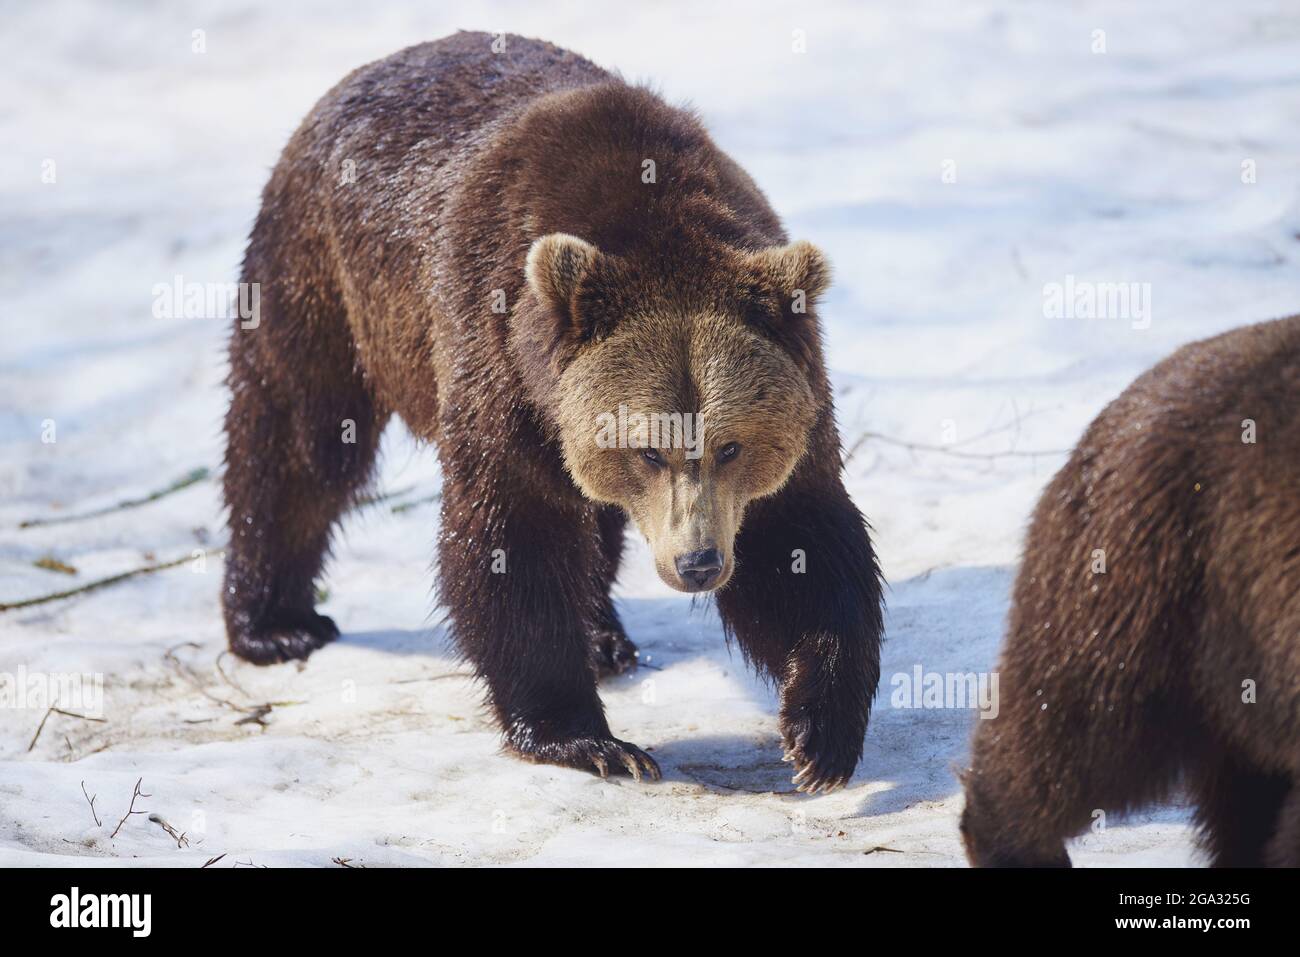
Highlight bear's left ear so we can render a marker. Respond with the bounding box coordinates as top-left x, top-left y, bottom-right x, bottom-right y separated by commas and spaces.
744, 240, 831, 365
525, 233, 600, 336
748, 240, 831, 307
